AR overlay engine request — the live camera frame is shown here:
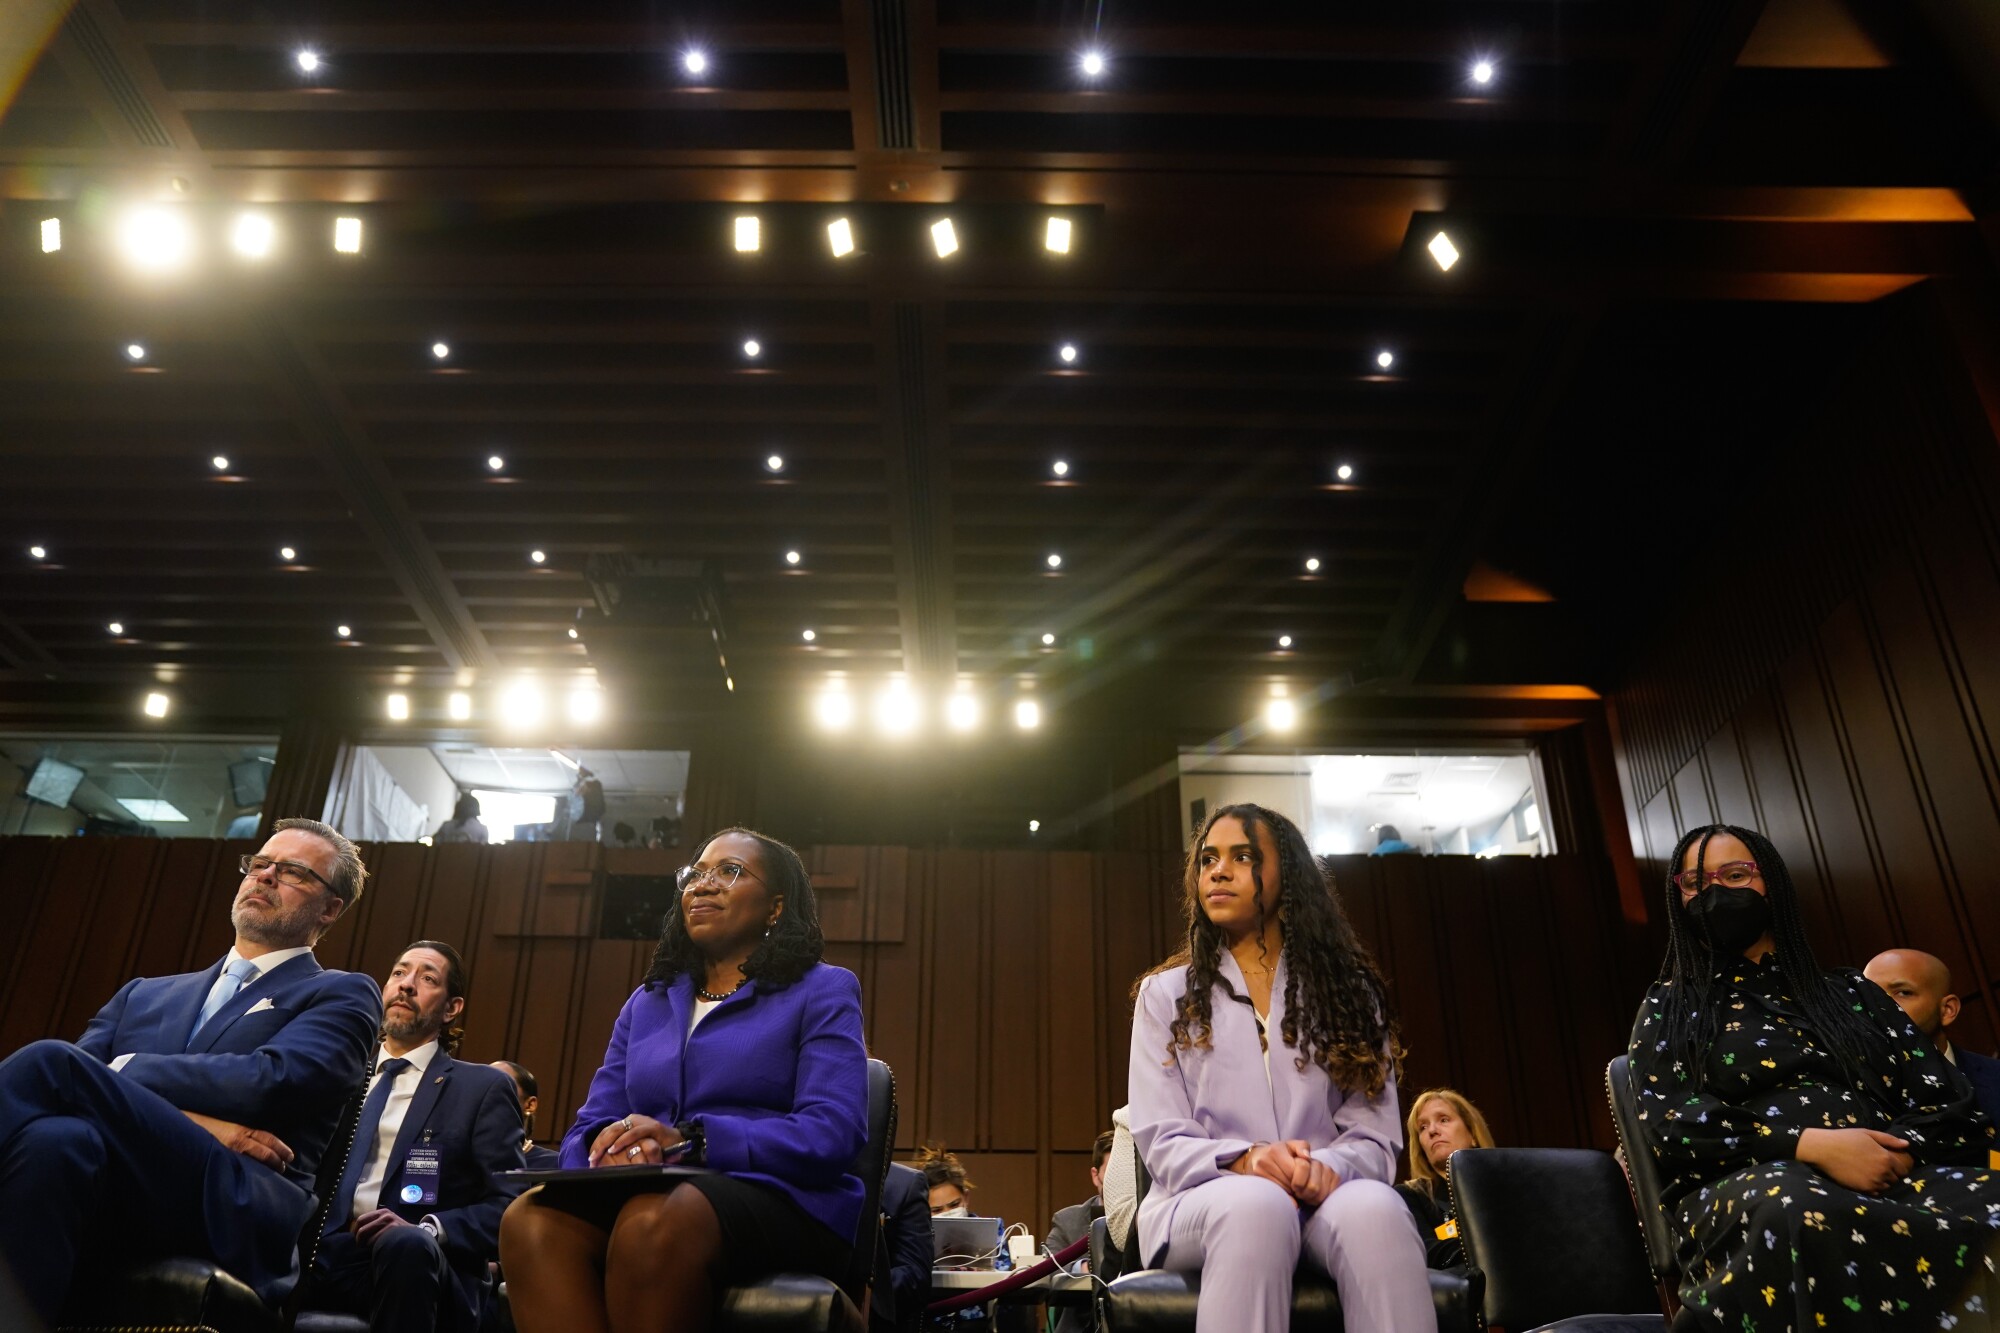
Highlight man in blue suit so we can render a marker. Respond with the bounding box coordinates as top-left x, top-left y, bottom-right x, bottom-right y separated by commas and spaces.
0, 817, 382, 1324
1865, 948, 2000, 1128
306, 940, 525, 1333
